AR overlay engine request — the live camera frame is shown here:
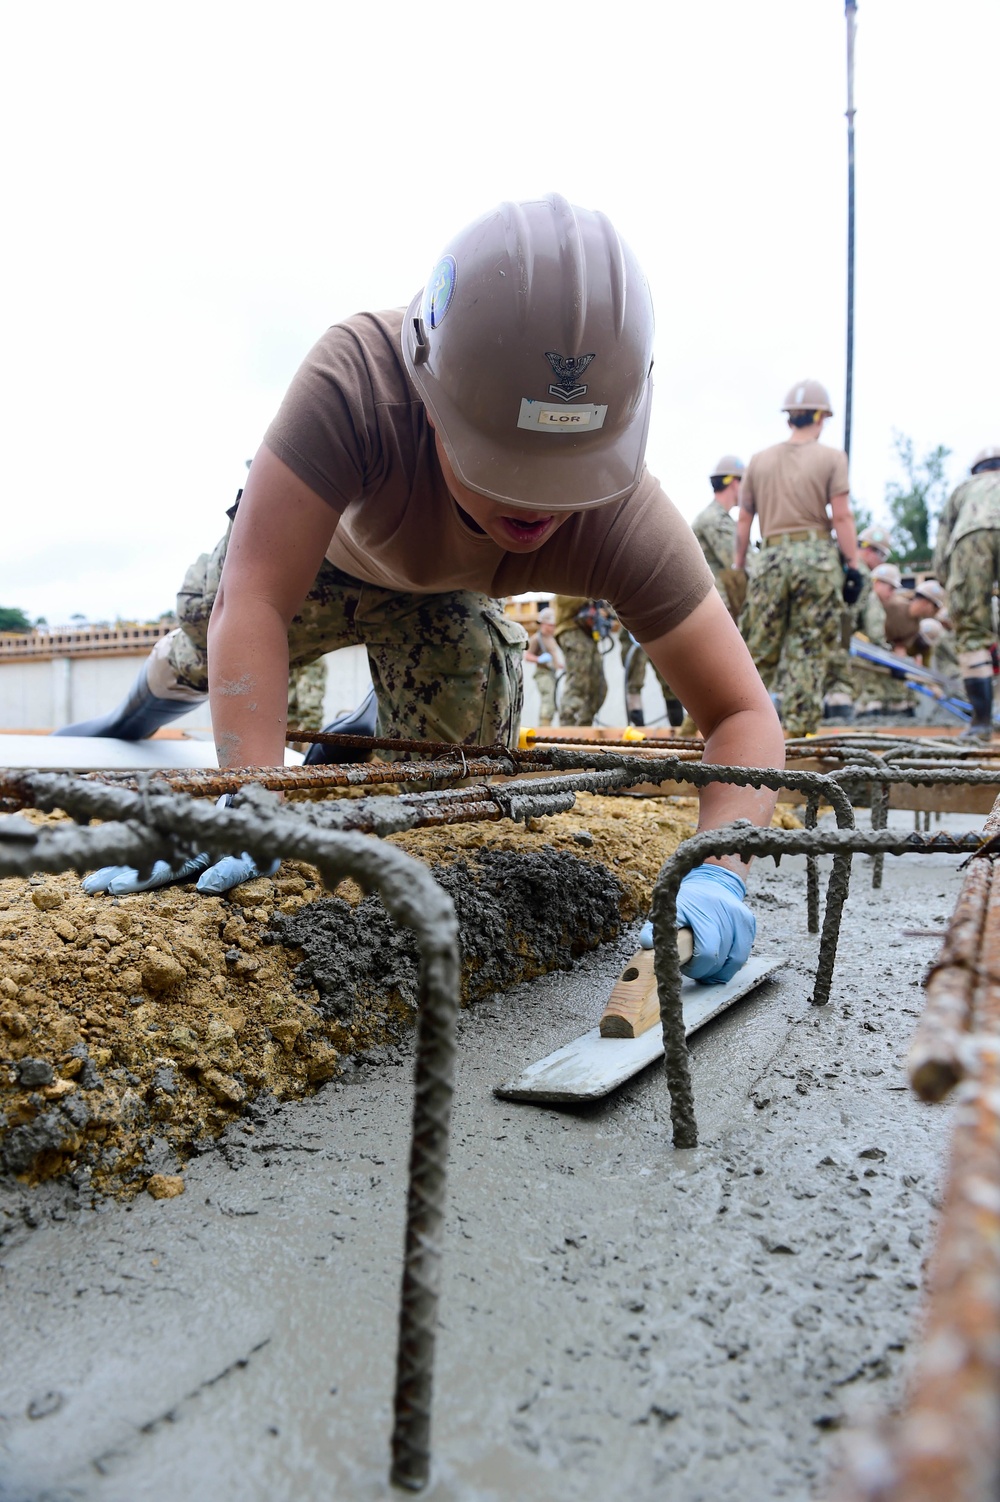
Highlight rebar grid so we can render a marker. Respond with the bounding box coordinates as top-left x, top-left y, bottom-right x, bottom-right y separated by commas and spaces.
647, 824, 985, 1149
831, 815, 1000, 1502
0, 773, 460, 1494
